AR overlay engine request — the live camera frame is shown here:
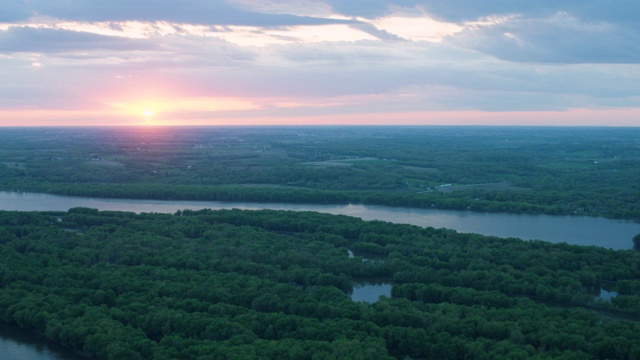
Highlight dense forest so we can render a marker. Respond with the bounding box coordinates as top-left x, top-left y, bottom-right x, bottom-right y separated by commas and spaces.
1, 126, 639, 220
1, 208, 639, 359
